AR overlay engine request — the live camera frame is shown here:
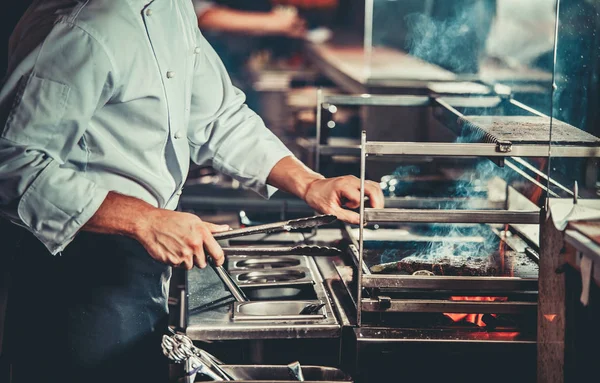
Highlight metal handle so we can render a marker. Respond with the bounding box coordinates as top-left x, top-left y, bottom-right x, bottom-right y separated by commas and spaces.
213, 264, 248, 303
213, 215, 337, 240
222, 245, 342, 256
